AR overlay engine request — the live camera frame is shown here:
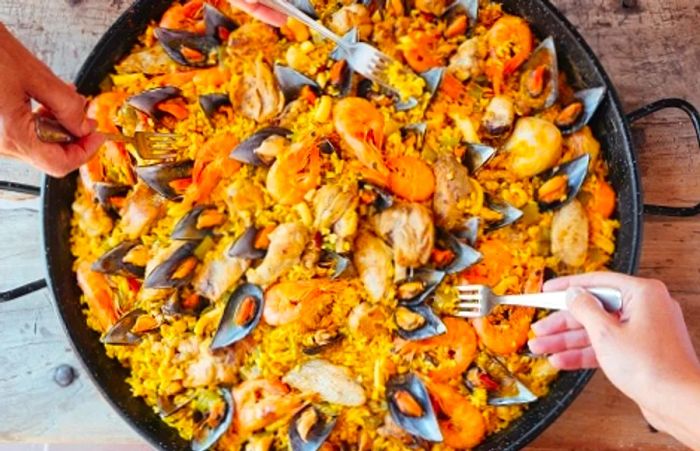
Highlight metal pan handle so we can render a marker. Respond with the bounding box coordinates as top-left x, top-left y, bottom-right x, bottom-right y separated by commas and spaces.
627, 98, 700, 217
0, 180, 48, 302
